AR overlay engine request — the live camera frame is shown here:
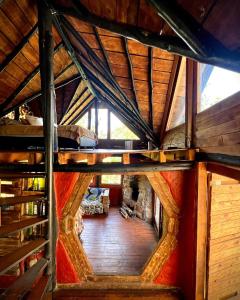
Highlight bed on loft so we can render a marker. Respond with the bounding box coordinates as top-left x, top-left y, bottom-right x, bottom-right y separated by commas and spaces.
0, 118, 97, 150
